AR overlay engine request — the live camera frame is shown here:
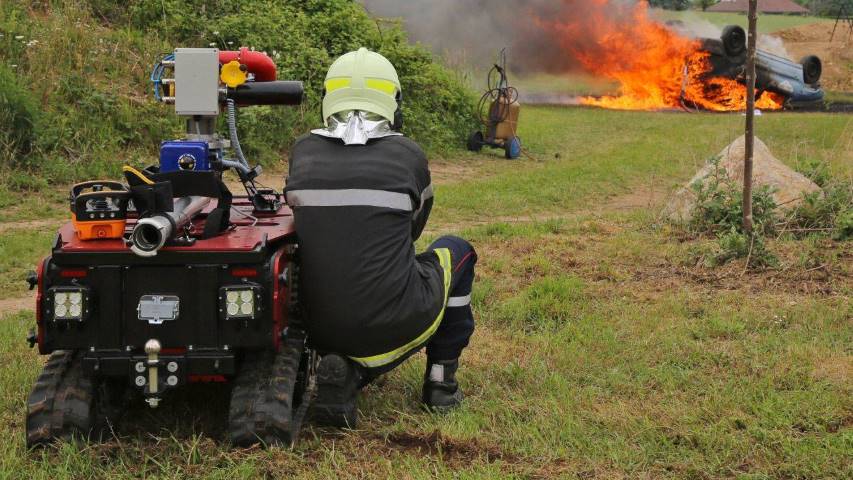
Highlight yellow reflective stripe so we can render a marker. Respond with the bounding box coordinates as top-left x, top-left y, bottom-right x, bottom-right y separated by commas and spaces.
325, 78, 397, 95
325, 78, 351, 92
365, 78, 397, 95
122, 165, 154, 185
349, 248, 452, 368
